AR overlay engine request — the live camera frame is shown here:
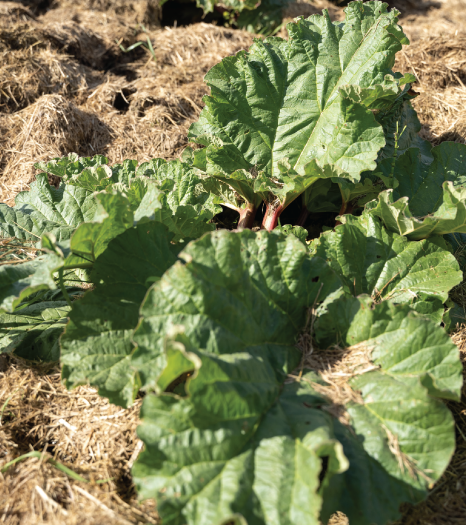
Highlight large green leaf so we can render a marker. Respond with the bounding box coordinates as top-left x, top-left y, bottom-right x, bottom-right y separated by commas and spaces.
376, 99, 433, 163
367, 142, 466, 239
311, 212, 462, 321
0, 301, 70, 362
34, 153, 109, 179
0, 174, 97, 242
60, 221, 180, 407
132, 229, 340, 391
133, 334, 347, 525
139, 159, 220, 242
0, 254, 63, 313
314, 295, 461, 524
189, 2, 409, 227
137, 159, 220, 215
133, 294, 460, 525
64, 192, 136, 269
